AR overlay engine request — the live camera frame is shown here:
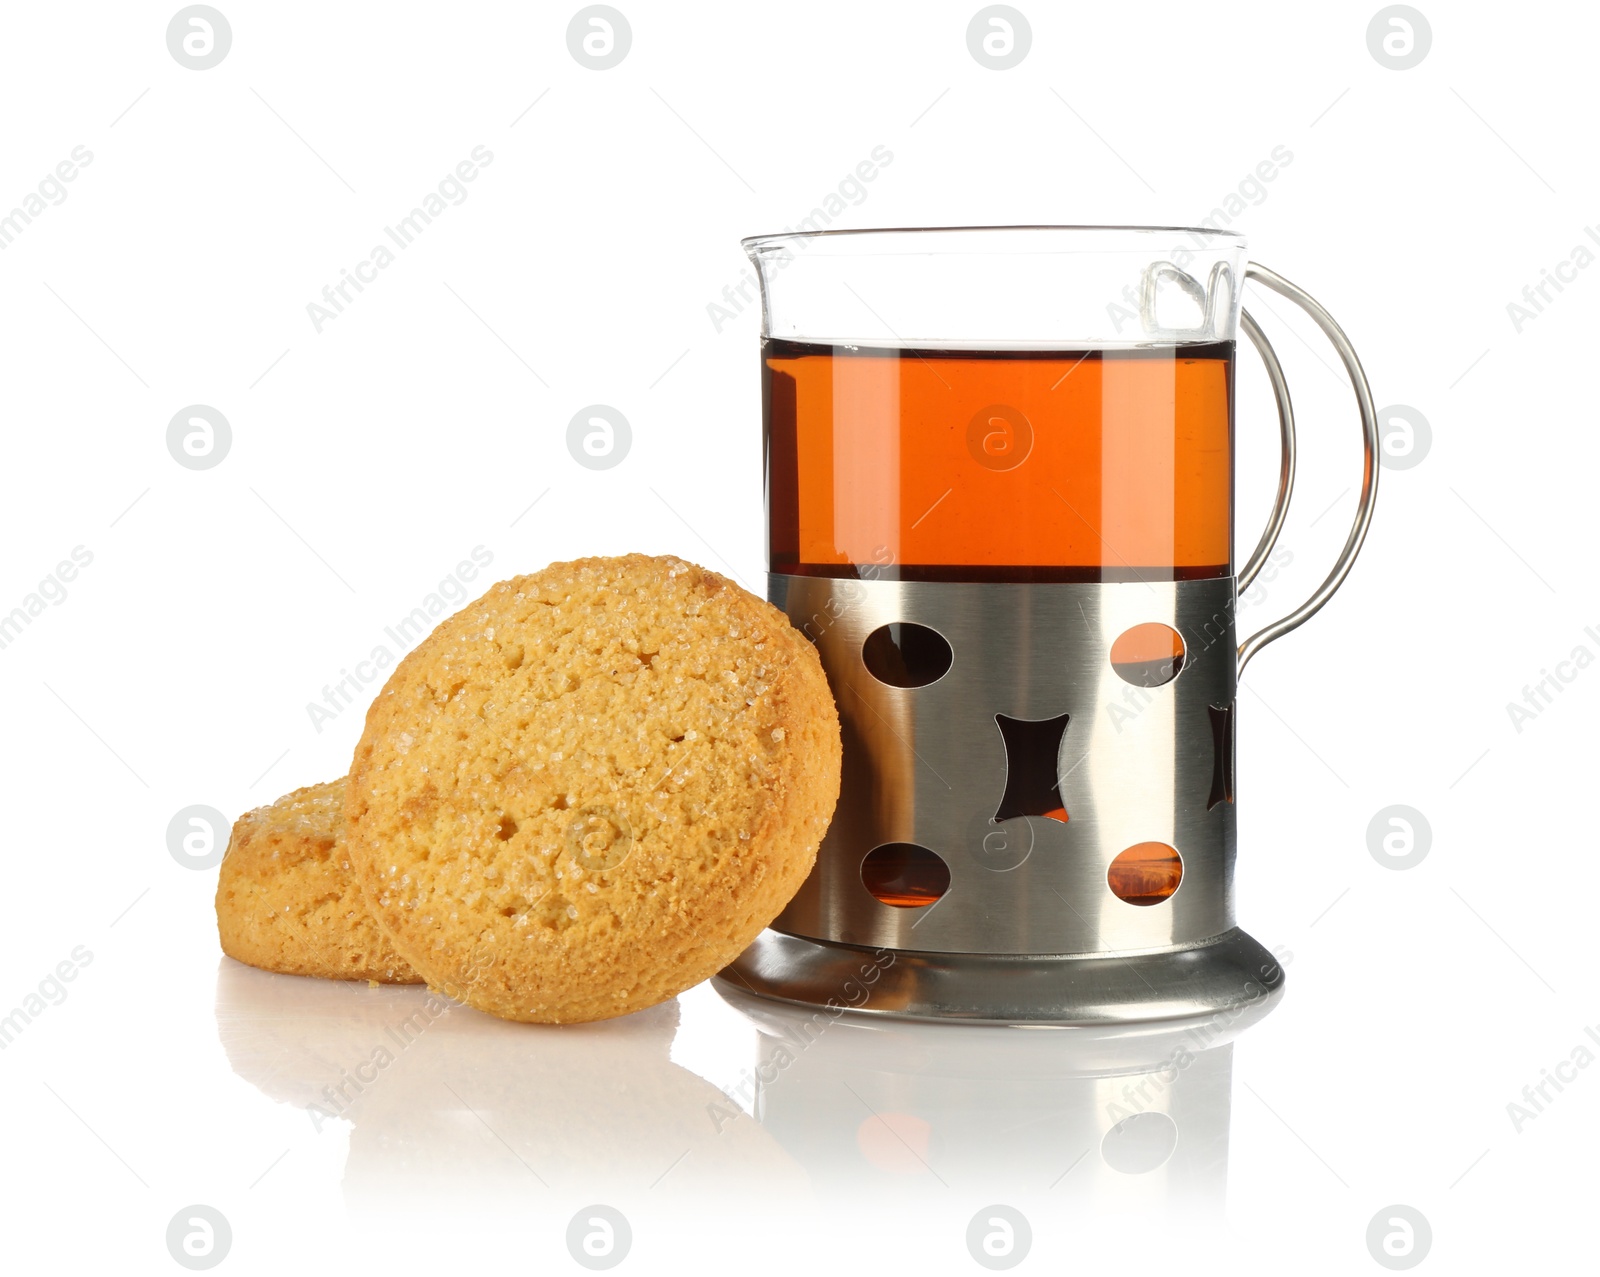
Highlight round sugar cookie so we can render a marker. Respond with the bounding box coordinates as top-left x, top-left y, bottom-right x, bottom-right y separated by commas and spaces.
216, 778, 423, 984
344, 554, 841, 1024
